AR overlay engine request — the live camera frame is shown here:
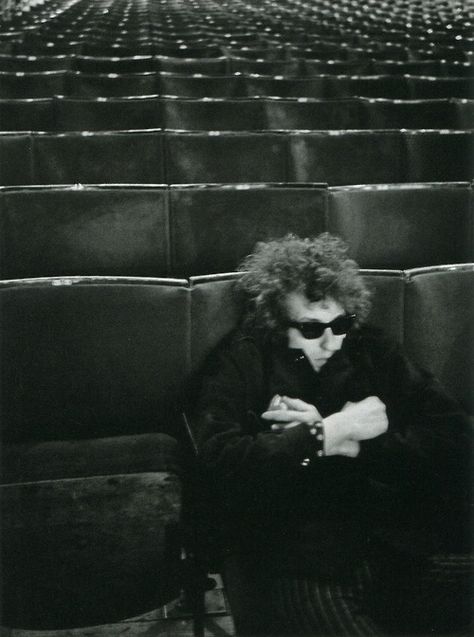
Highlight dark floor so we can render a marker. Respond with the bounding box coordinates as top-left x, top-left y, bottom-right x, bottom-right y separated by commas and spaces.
1, 575, 235, 637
